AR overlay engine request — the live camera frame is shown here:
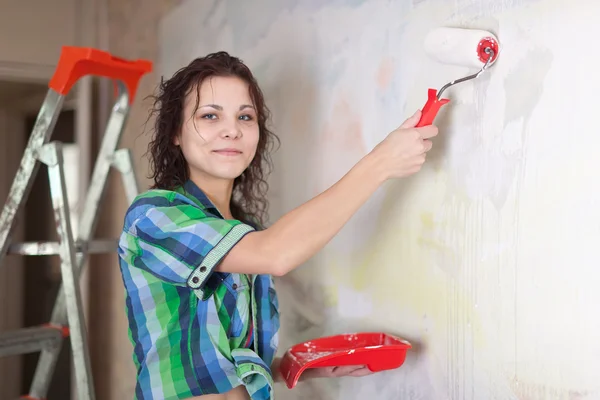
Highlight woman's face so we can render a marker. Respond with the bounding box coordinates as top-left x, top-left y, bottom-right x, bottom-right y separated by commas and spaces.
175, 75, 260, 184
